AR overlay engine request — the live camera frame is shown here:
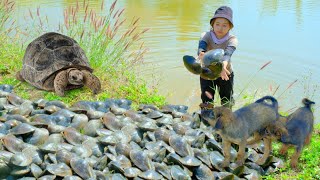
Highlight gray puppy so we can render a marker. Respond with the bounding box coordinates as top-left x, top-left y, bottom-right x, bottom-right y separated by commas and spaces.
278, 98, 315, 169
201, 96, 284, 167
